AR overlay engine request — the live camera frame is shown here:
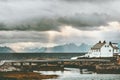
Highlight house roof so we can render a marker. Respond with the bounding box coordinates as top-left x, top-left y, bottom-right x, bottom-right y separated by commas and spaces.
110, 44, 119, 49
91, 41, 119, 50
91, 42, 105, 49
